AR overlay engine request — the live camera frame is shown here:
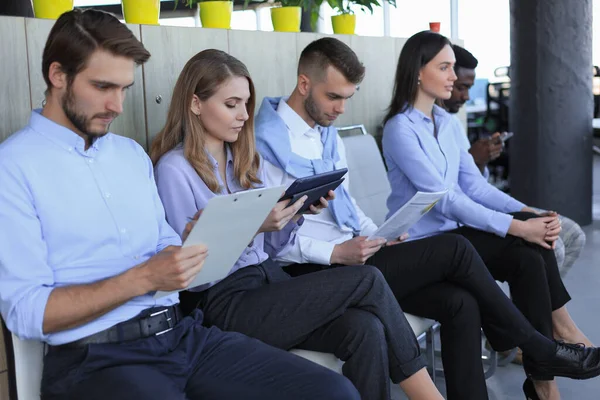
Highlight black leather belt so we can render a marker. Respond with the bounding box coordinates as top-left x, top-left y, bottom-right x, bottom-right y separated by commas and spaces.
52, 305, 182, 349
